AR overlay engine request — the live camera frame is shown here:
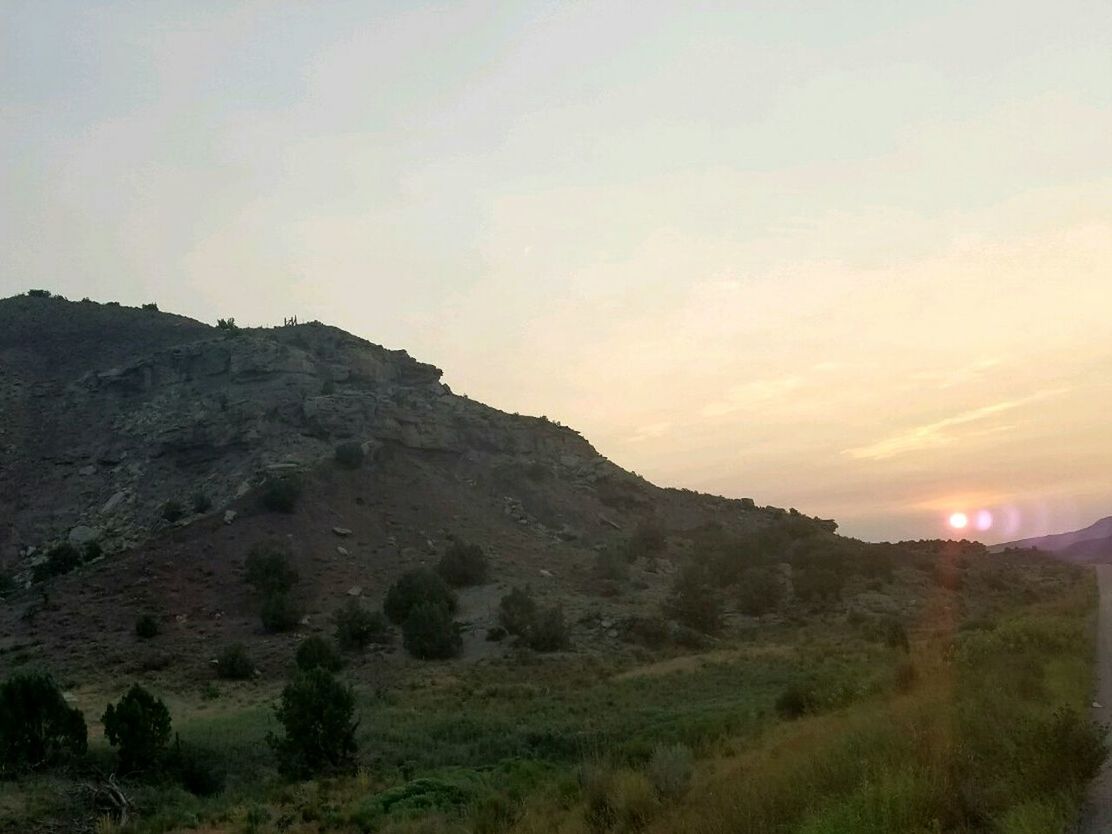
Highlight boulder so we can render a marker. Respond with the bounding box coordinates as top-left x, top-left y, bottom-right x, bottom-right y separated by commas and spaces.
68, 525, 98, 545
